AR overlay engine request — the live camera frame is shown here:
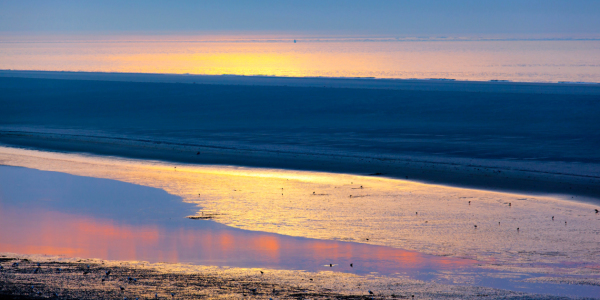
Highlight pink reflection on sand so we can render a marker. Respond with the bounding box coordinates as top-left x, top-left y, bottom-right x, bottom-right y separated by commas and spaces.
0, 204, 473, 273
0, 207, 159, 259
